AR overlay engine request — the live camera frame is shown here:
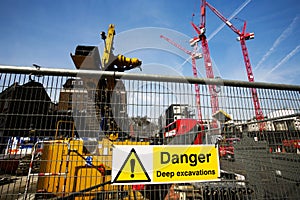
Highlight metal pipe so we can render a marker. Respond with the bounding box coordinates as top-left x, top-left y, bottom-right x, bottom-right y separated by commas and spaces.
1, 65, 300, 91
